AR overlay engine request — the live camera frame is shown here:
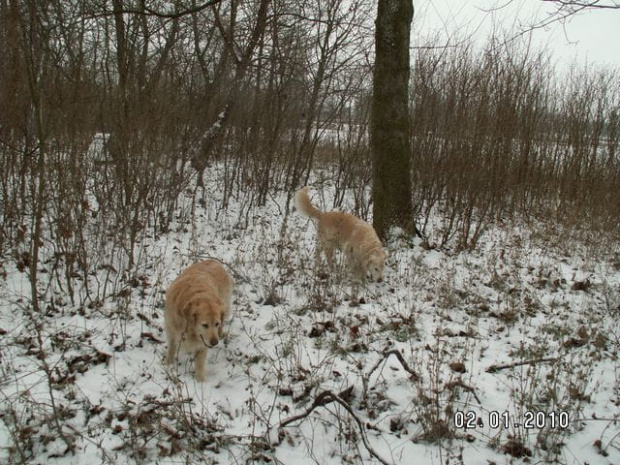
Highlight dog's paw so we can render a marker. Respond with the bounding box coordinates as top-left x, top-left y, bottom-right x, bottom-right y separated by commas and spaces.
195, 372, 207, 382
